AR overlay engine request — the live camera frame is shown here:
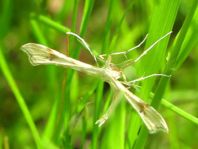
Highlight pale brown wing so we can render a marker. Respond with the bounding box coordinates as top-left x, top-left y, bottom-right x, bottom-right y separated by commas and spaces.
21, 43, 70, 66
